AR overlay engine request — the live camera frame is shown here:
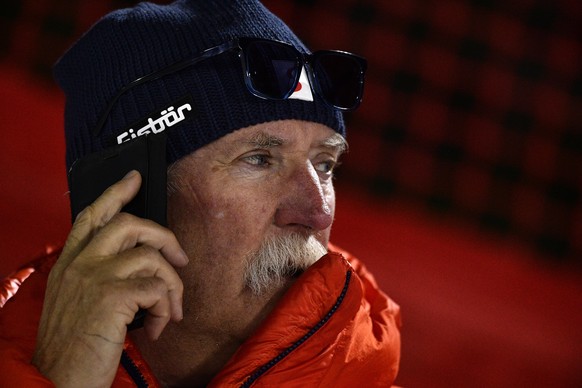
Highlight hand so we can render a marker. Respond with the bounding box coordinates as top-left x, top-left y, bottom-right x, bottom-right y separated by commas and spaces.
32, 170, 188, 387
